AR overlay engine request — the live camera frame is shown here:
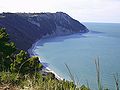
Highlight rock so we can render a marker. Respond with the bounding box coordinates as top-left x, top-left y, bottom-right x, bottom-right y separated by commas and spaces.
0, 12, 88, 50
